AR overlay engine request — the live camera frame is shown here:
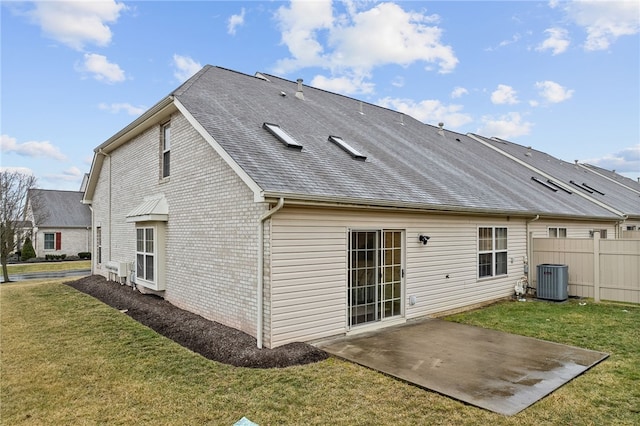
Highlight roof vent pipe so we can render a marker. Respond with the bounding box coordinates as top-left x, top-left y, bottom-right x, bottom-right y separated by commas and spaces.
438, 122, 445, 136
295, 78, 304, 100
